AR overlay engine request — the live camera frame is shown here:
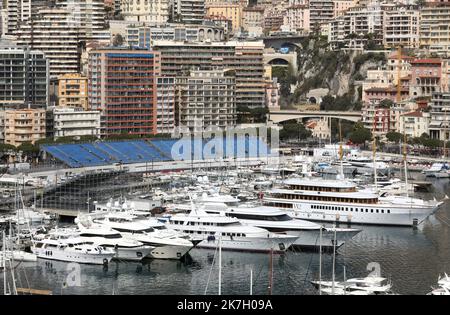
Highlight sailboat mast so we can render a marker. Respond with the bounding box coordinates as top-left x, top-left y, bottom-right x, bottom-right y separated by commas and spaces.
218, 234, 222, 296
403, 132, 409, 198
319, 226, 323, 295
339, 120, 344, 179
268, 248, 273, 295
331, 226, 337, 295
3, 231, 6, 295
